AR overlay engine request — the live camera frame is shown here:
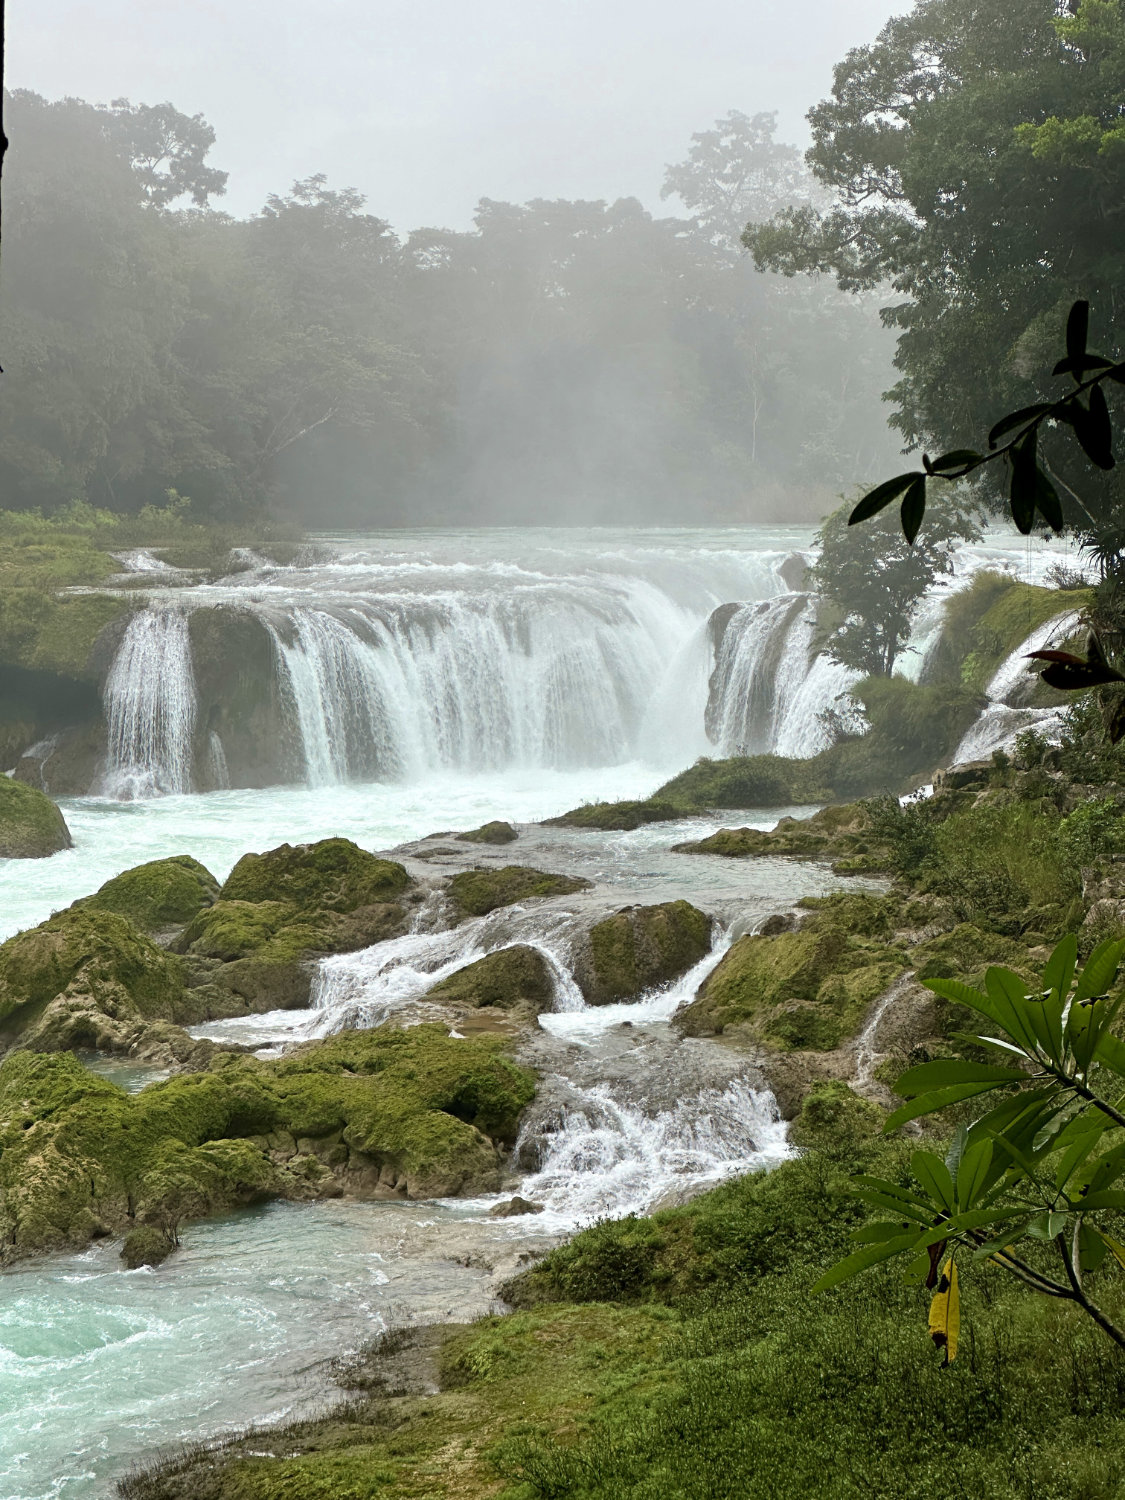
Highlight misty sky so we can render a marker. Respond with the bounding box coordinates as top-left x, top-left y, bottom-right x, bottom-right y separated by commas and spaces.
12, 1, 904, 234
